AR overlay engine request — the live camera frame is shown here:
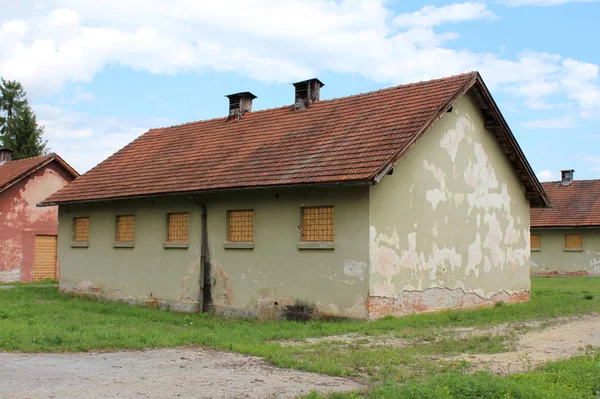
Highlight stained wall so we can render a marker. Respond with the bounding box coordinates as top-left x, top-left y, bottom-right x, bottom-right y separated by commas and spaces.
368, 92, 532, 318
0, 162, 73, 282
